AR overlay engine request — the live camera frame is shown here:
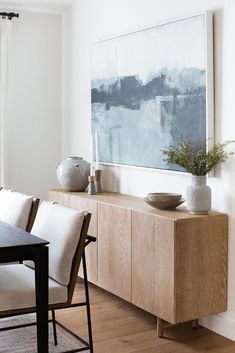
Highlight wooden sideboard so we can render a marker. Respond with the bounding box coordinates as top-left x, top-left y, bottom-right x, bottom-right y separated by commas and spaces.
48, 189, 228, 336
